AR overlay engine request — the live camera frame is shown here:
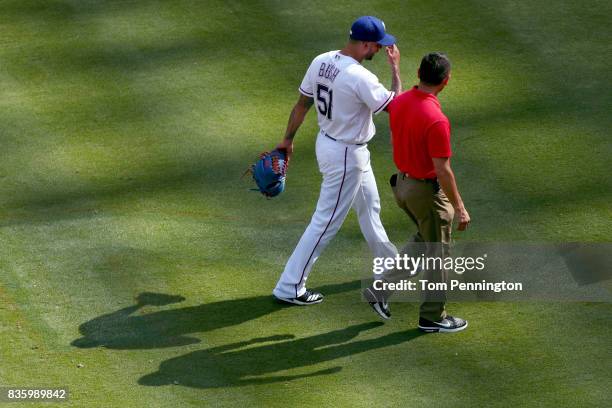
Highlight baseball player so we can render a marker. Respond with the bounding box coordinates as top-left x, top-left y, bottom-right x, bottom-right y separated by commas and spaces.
272, 16, 402, 305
